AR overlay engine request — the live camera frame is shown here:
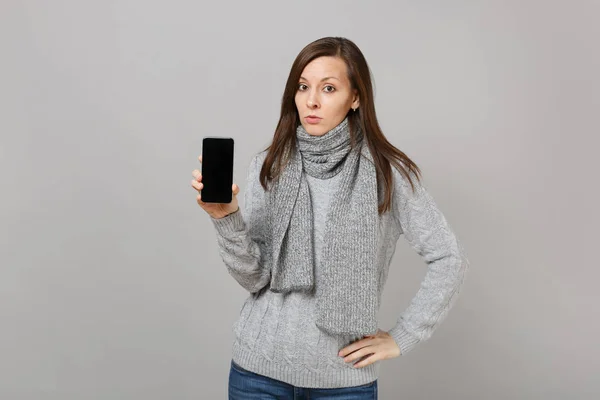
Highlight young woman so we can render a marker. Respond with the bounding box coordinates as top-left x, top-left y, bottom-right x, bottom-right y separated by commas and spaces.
191, 37, 469, 399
